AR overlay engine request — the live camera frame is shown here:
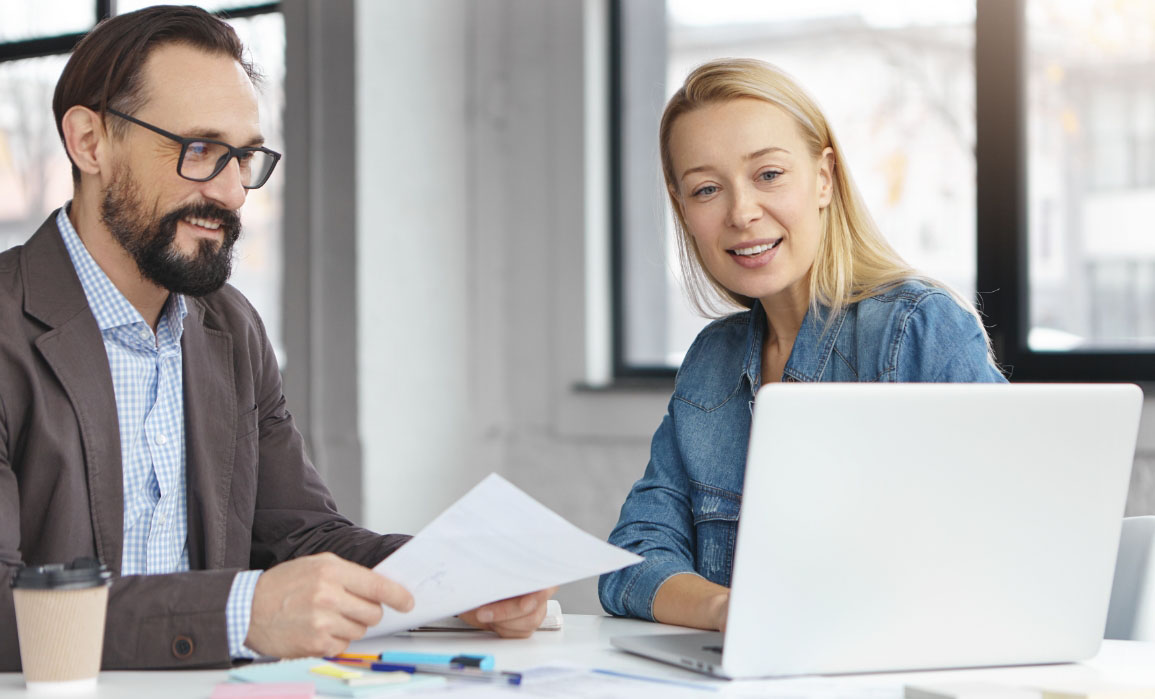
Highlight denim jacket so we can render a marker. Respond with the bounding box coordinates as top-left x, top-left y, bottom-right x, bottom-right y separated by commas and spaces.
598, 280, 1007, 621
